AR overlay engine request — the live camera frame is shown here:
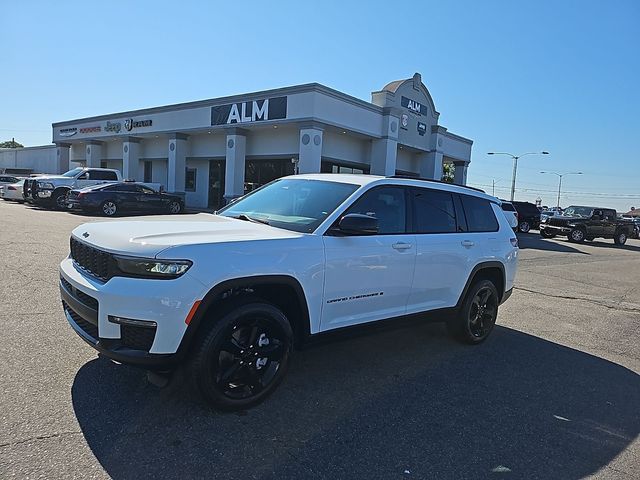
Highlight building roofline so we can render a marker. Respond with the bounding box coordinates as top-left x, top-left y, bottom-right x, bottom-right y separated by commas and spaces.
0, 144, 56, 151
442, 130, 473, 145
52, 82, 384, 128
